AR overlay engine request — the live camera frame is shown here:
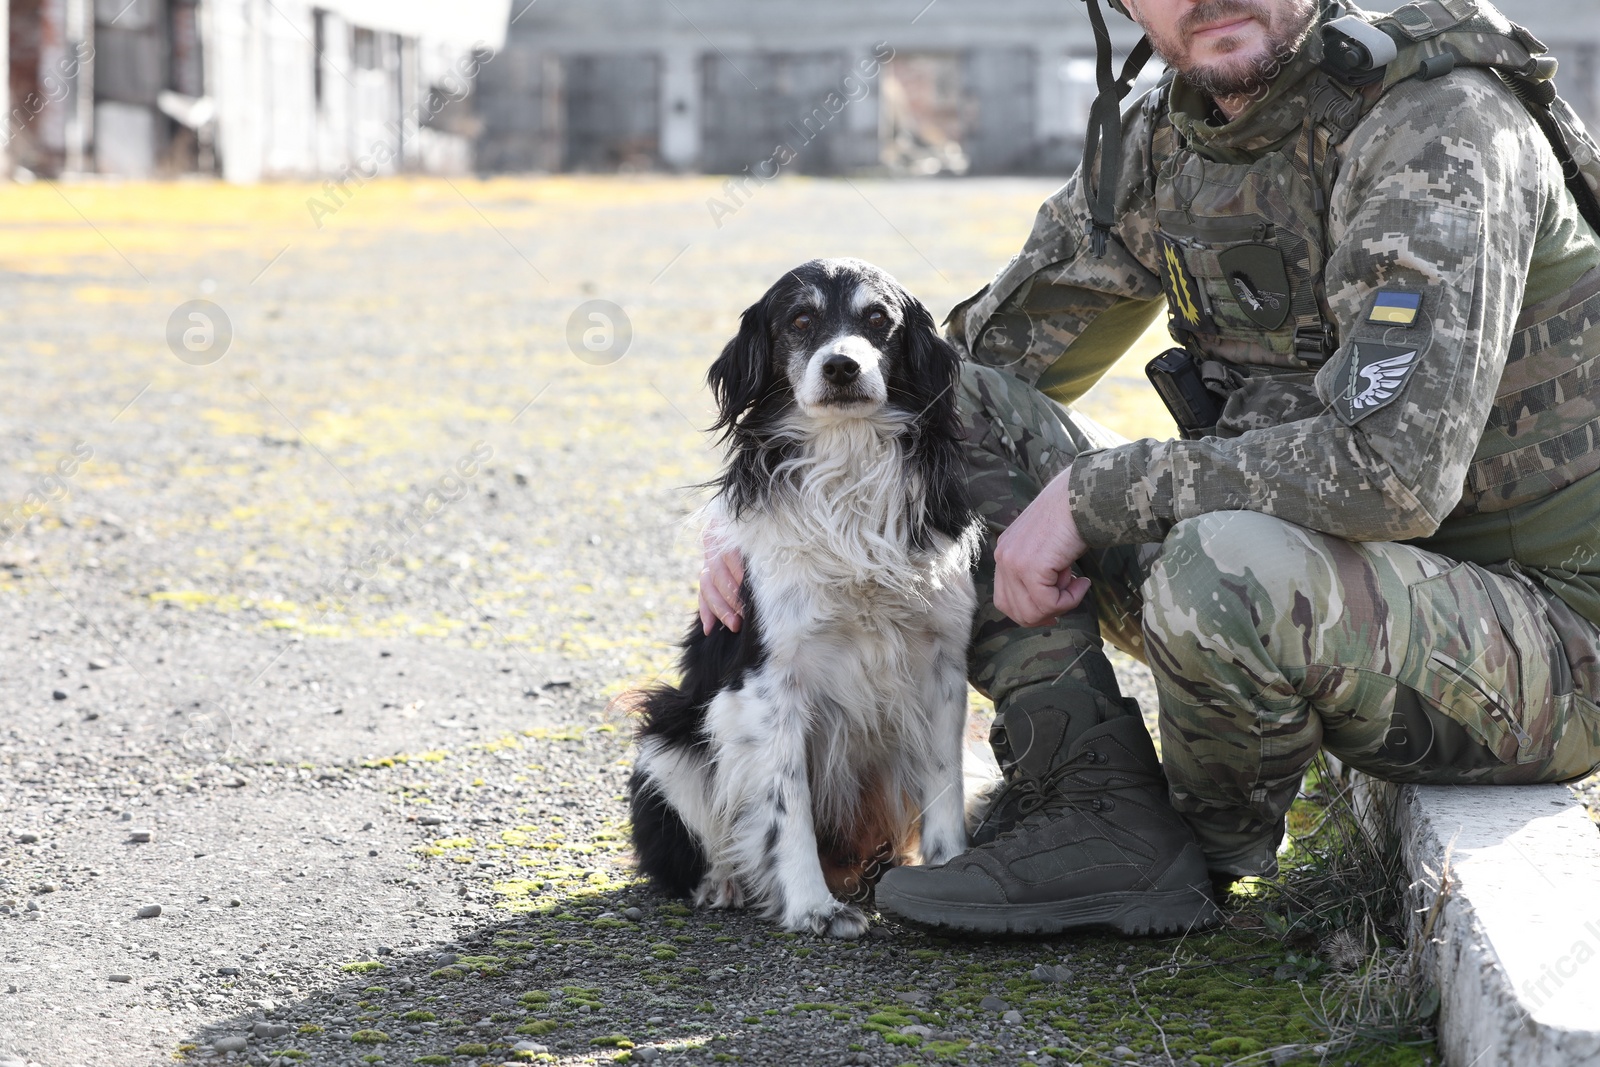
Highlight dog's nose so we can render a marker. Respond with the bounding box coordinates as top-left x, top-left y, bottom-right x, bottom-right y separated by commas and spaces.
822, 355, 860, 384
